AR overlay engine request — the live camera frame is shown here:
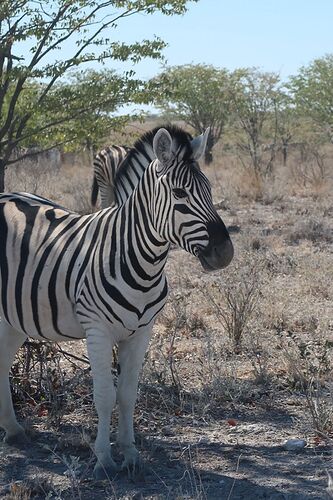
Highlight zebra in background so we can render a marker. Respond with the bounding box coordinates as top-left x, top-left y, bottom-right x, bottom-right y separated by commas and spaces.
91, 145, 129, 209
0, 125, 234, 479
